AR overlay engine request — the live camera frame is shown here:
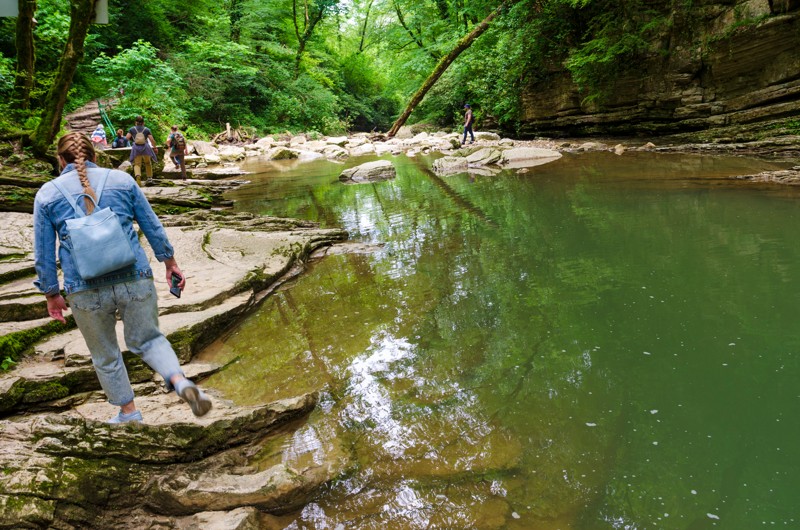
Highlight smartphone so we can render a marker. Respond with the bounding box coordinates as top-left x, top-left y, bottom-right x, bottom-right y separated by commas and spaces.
169, 272, 182, 298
